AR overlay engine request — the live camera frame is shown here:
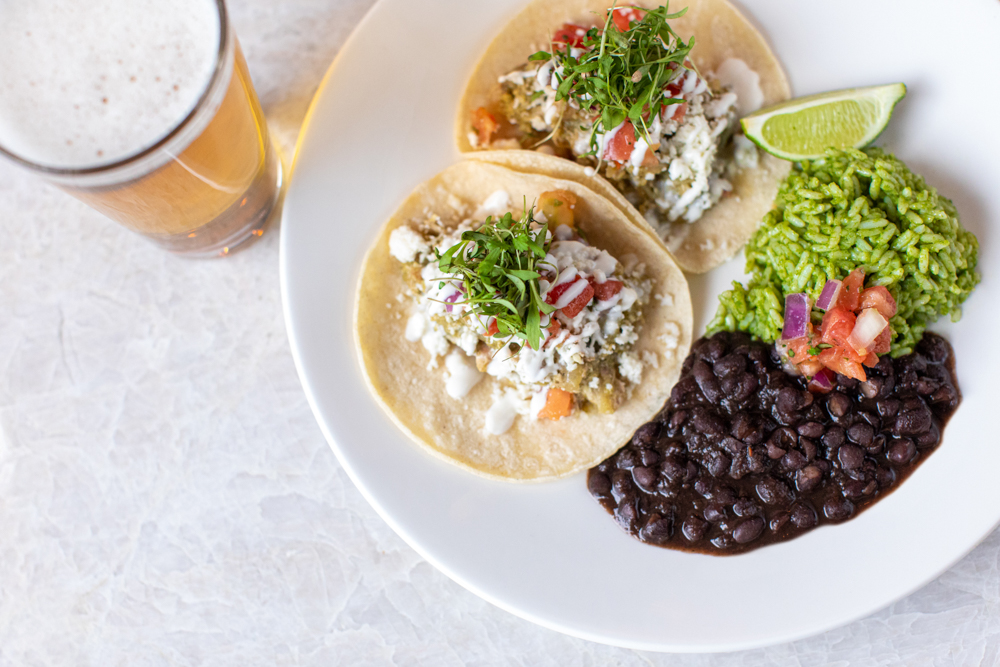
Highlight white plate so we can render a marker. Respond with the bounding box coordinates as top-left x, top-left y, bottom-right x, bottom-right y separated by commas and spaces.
280, 0, 1000, 651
